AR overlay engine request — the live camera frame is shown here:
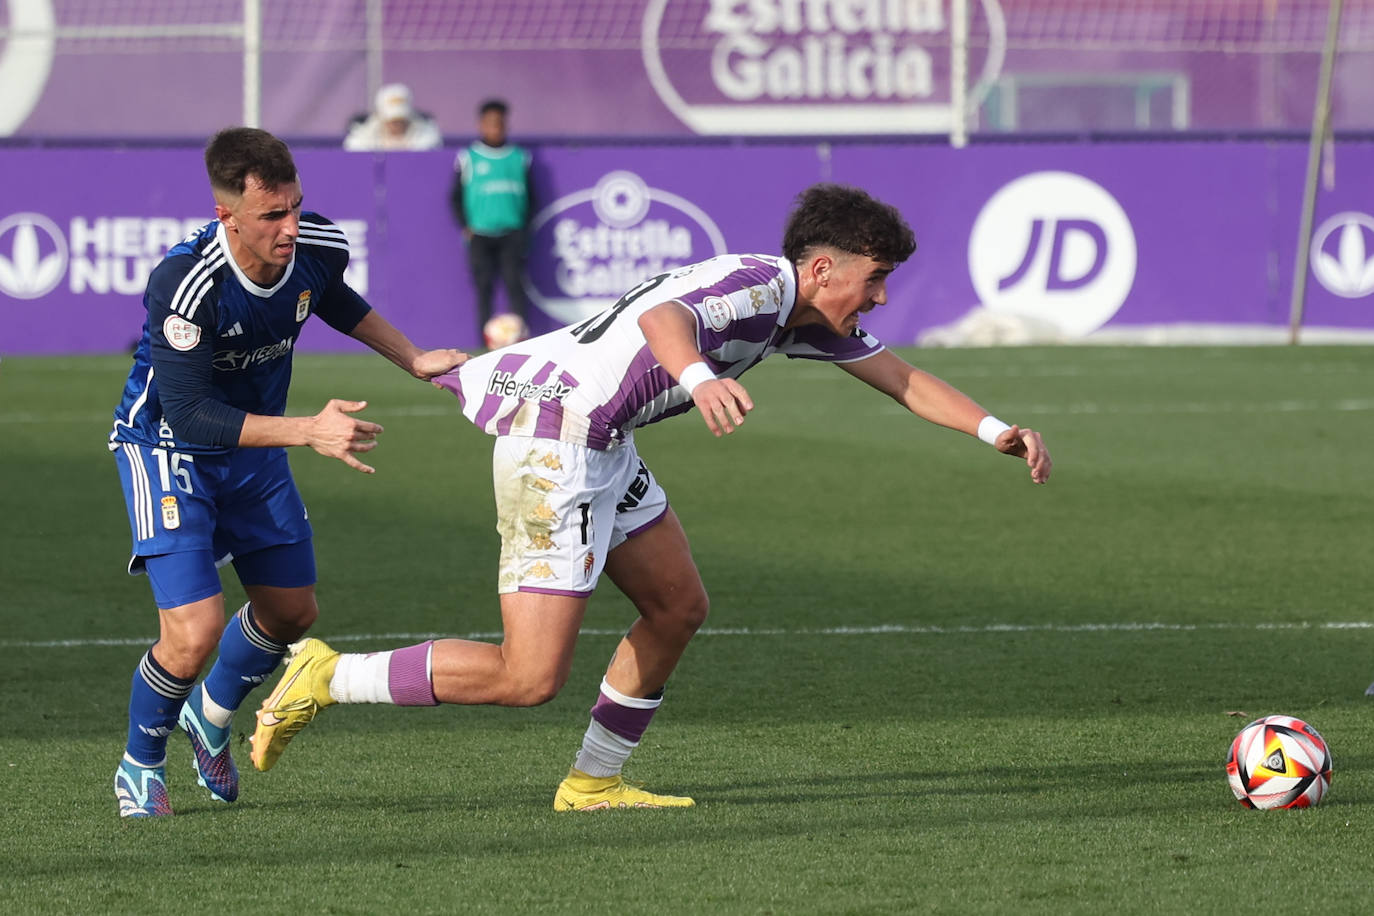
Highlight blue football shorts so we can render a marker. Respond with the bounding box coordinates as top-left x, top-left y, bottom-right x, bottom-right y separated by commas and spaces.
113, 443, 316, 608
